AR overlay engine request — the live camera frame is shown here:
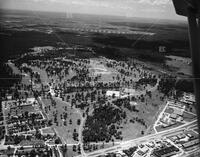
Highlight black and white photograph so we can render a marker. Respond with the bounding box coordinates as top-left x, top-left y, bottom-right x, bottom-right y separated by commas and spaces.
0, 0, 200, 157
